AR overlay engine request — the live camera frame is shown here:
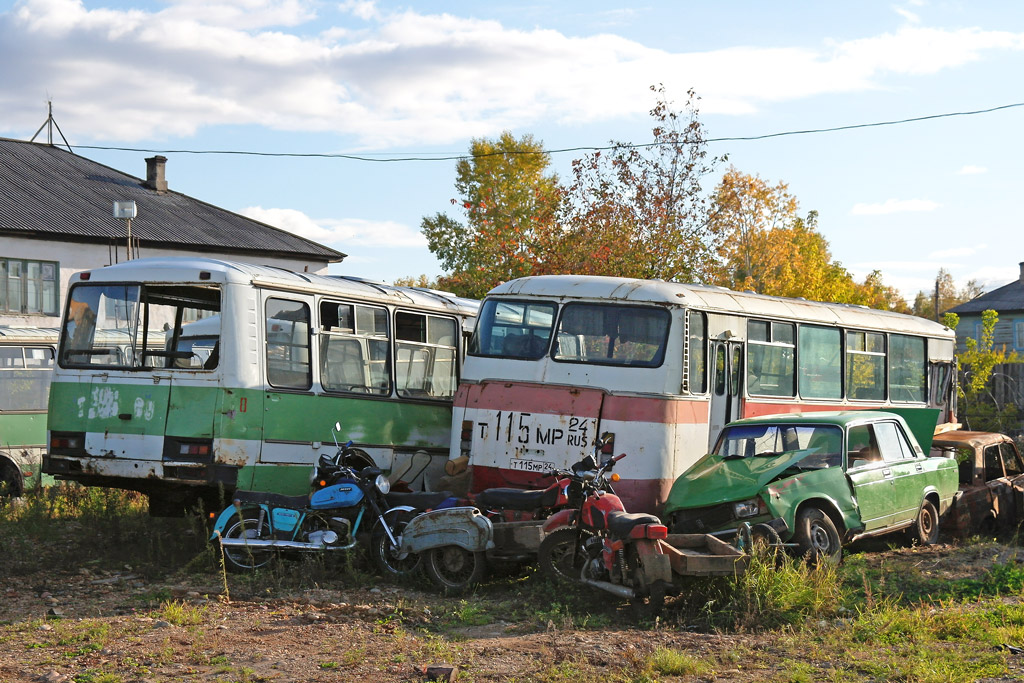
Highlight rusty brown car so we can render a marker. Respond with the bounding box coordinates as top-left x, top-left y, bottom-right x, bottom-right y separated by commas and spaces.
931, 430, 1024, 536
